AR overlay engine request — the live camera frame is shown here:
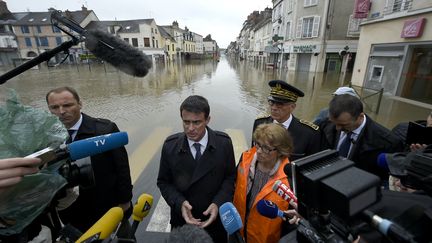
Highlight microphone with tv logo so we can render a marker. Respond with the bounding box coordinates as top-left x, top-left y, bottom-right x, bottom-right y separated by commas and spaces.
129, 193, 153, 237
50, 10, 152, 77
272, 180, 297, 208
25, 132, 129, 167
76, 207, 124, 243
219, 202, 245, 243
256, 199, 290, 220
